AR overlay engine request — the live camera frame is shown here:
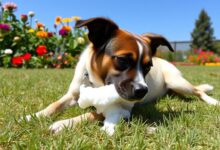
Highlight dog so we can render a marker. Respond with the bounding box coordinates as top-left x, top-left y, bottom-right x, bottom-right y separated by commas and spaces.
24, 17, 219, 134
